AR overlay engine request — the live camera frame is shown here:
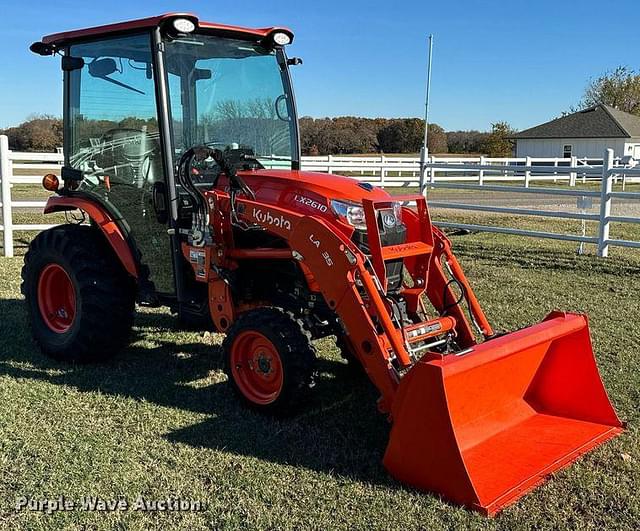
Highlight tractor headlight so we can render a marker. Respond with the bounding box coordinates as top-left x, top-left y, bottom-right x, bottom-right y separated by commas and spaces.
271, 31, 292, 46
330, 200, 367, 230
172, 18, 196, 34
